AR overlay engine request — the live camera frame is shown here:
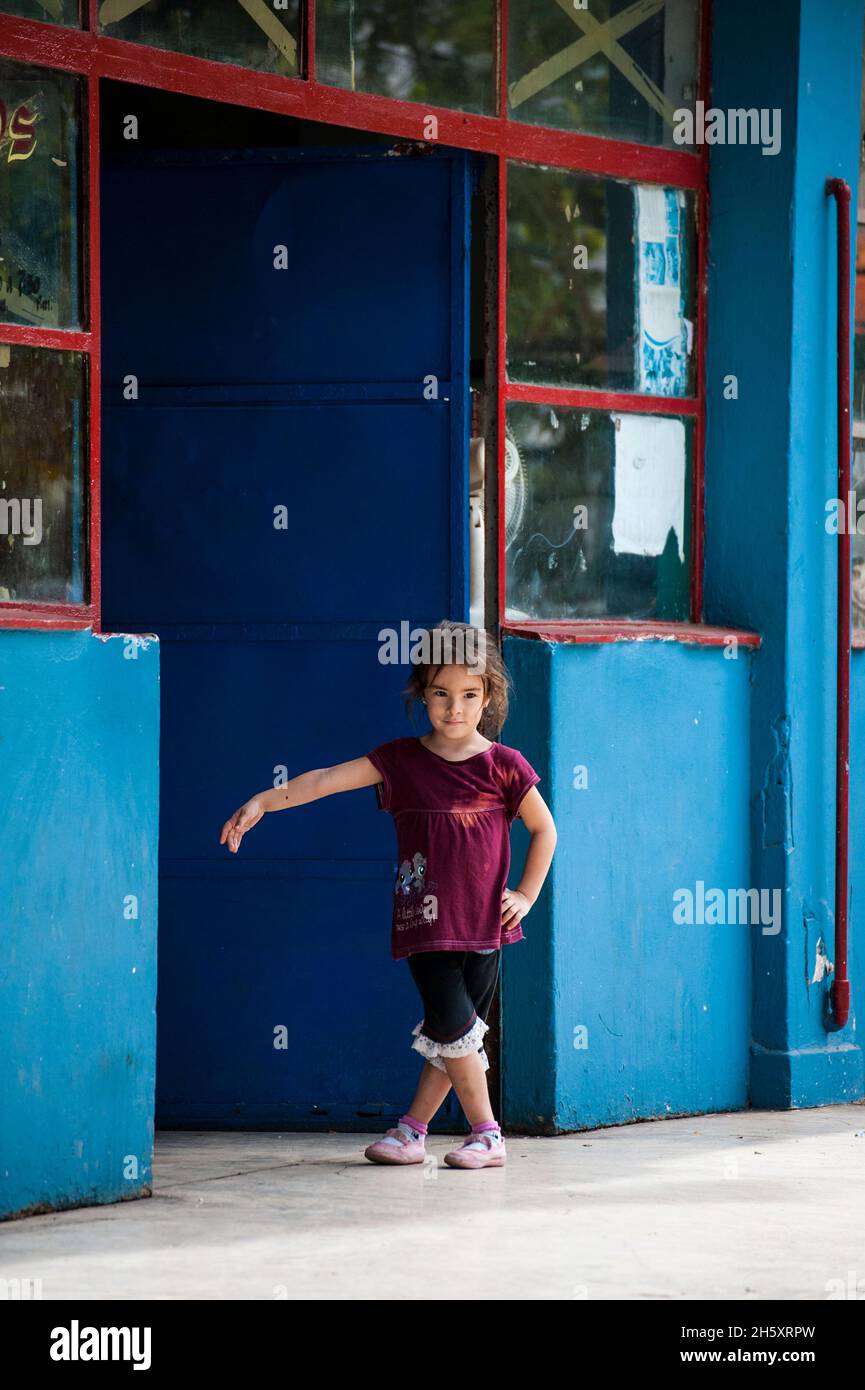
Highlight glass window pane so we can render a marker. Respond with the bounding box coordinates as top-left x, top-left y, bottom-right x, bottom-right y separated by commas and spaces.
505, 402, 692, 622
508, 161, 696, 395
98, 0, 300, 75
0, 60, 83, 330
317, 0, 496, 115
0, 0, 80, 23
0, 344, 87, 605
508, 0, 701, 148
